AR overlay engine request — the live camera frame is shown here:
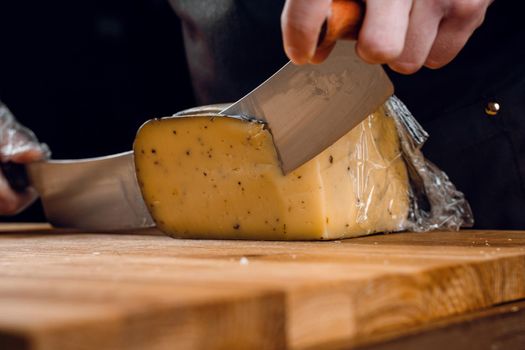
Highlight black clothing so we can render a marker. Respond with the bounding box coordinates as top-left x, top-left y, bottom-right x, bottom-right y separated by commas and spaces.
169, 0, 288, 103
170, 0, 525, 229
